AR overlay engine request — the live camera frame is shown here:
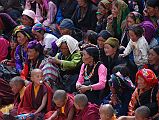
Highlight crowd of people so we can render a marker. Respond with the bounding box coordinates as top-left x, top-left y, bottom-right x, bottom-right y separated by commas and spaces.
0, 0, 159, 120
